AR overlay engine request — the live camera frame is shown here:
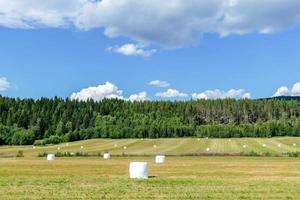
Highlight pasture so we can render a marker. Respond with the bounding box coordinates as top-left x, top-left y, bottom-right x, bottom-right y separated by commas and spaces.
0, 156, 300, 199
1, 137, 300, 199
0, 137, 299, 157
